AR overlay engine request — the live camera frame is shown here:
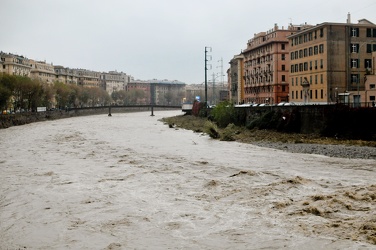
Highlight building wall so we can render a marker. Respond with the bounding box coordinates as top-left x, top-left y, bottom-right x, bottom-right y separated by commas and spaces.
289, 19, 376, 105
54, 66, 79, 85
101, 71, 129, 95
229, 54, 244, 104
75, 69, 102, 88
30, 60, 56, 84
241, 24, 306, 105
0, 52, 32, 76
